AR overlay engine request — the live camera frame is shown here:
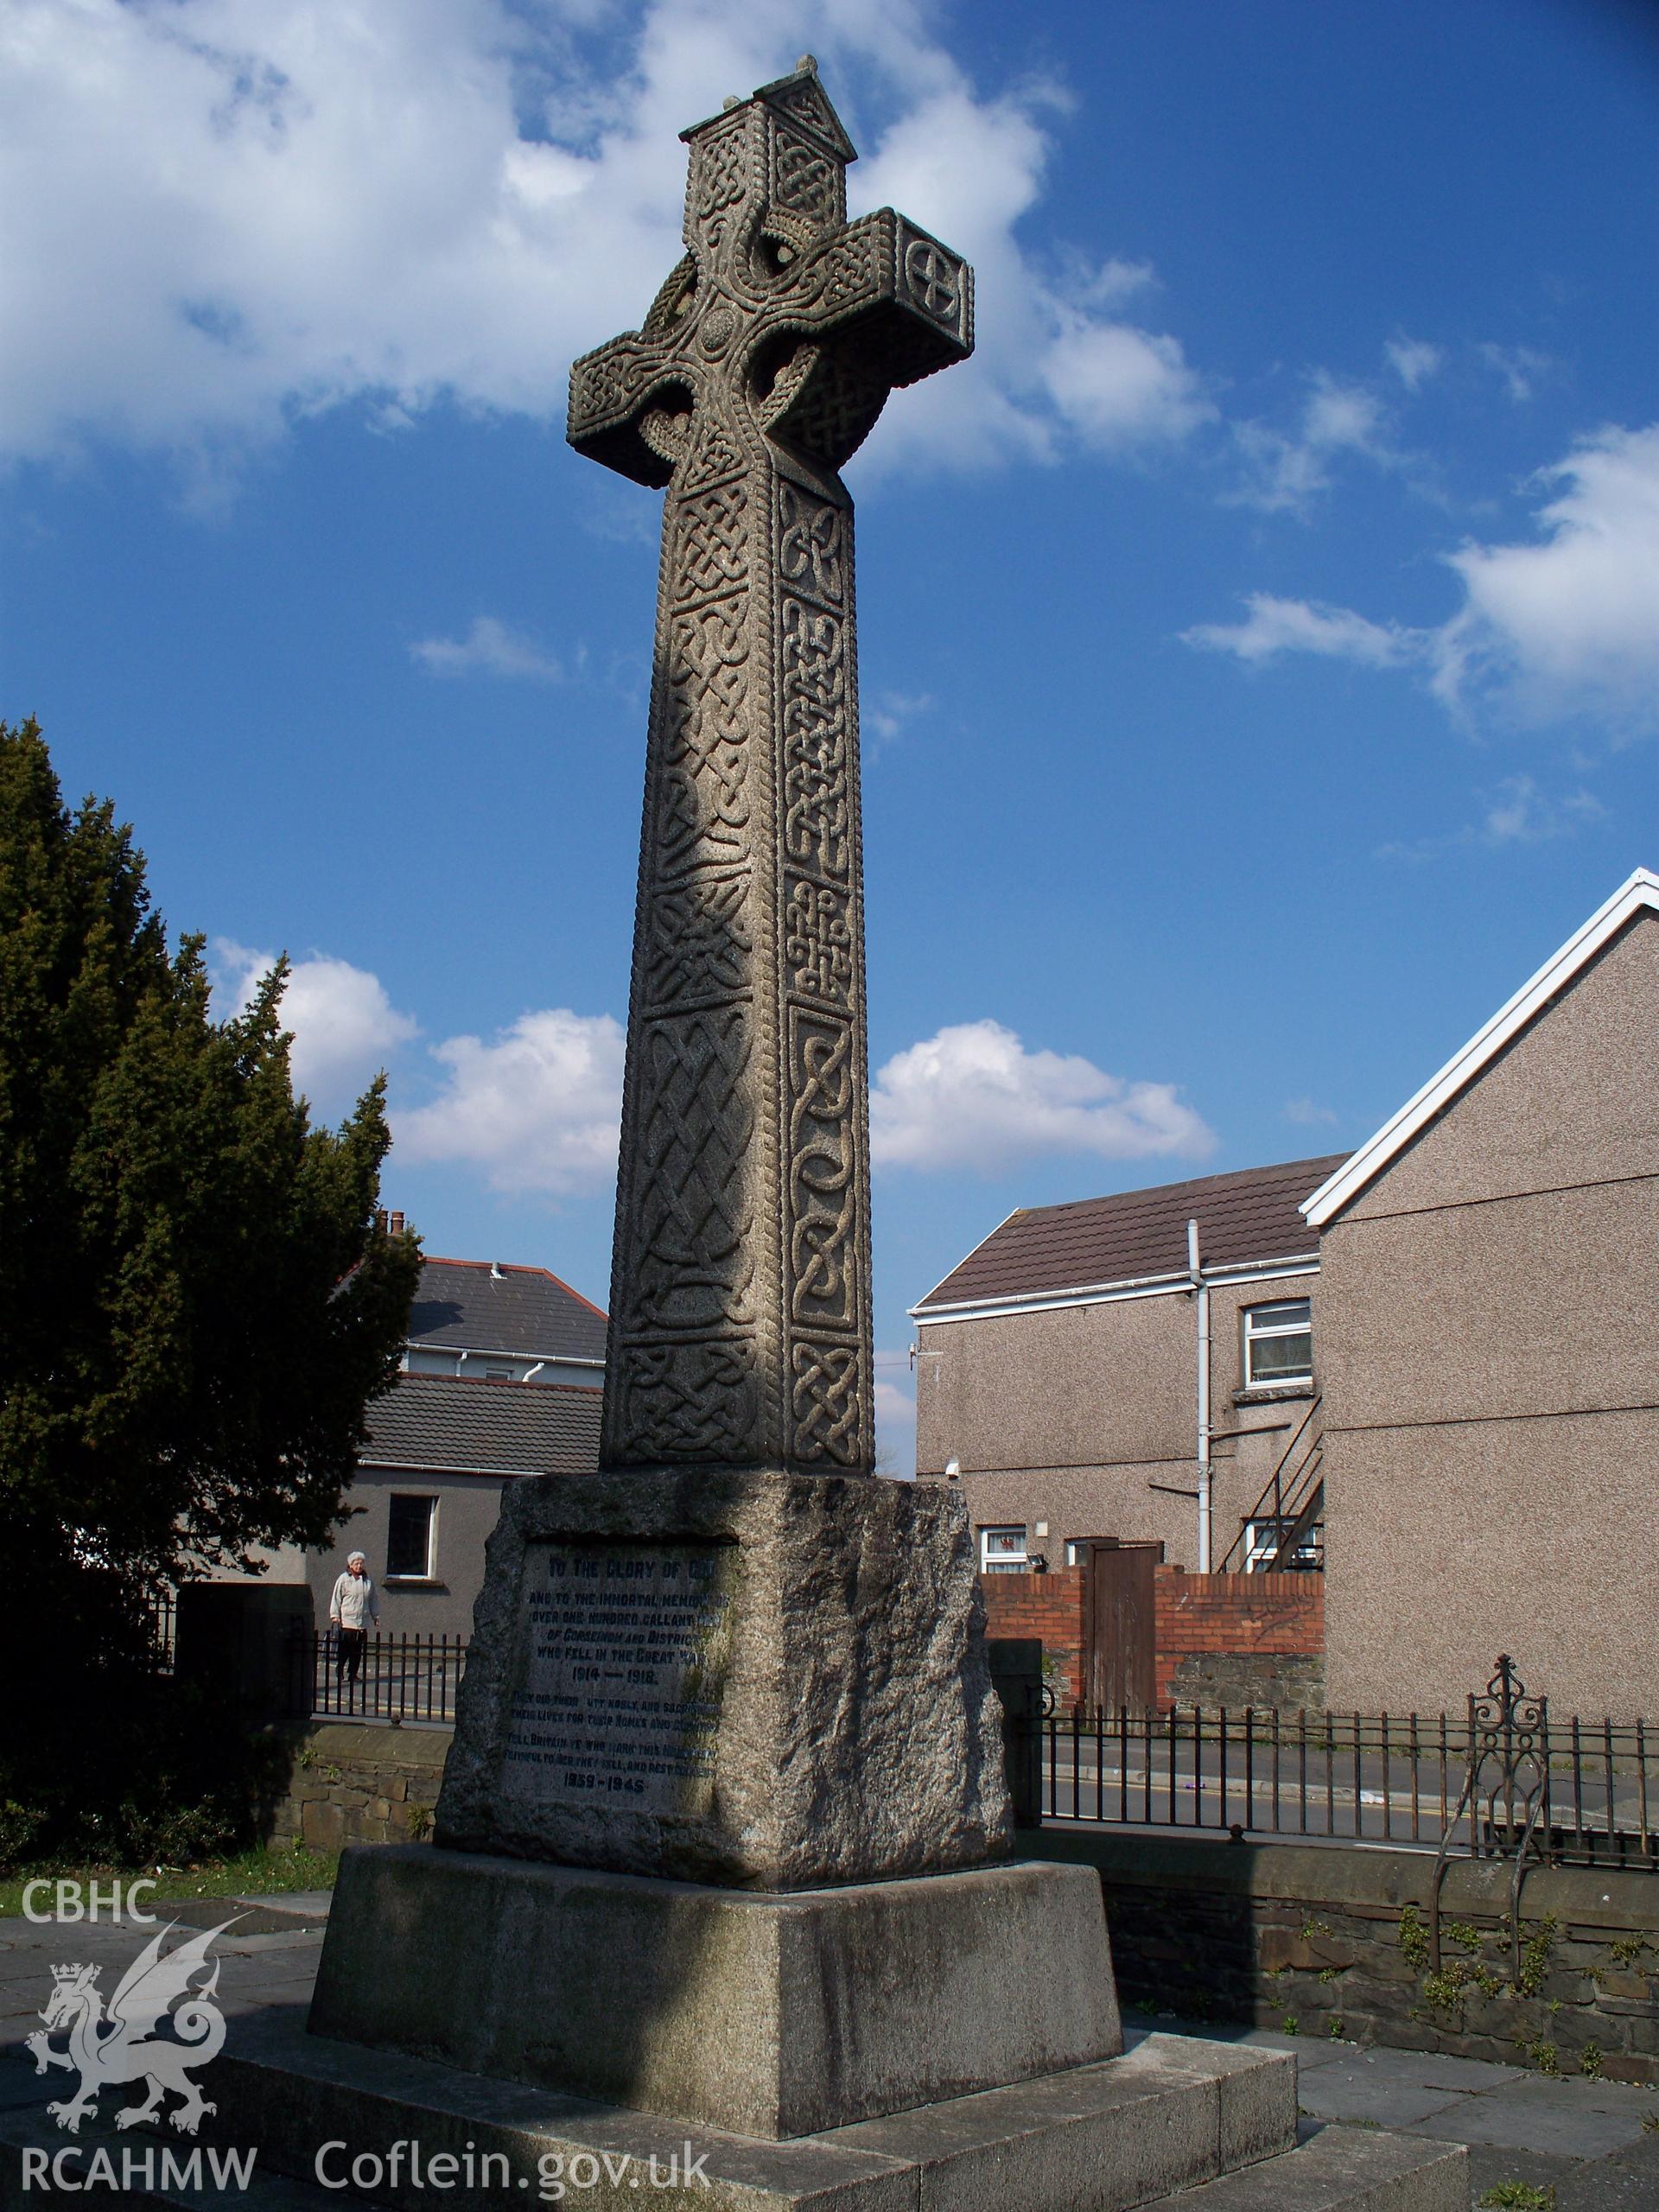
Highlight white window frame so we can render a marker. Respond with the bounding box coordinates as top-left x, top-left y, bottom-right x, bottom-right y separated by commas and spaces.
979, 1525, 1029, 1574
1243, 1516, 1323, 1573
385, 1493, 438, 1582
1242, 1298, 1313, 1389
